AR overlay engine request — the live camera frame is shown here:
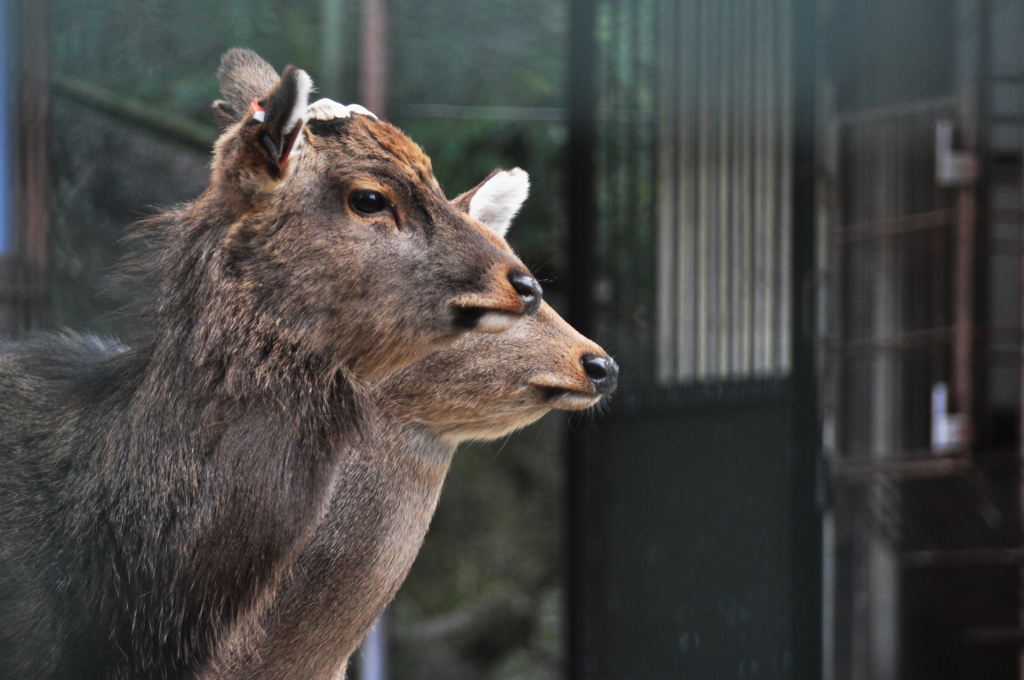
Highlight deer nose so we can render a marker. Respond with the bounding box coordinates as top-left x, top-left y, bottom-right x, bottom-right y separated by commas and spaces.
581, 354, 618, 395
508, 271, 542, 316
